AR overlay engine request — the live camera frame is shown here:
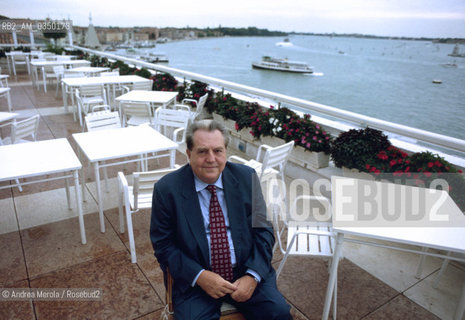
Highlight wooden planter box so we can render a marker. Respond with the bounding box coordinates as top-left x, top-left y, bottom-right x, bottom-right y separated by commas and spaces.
290, 146, 330, 169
